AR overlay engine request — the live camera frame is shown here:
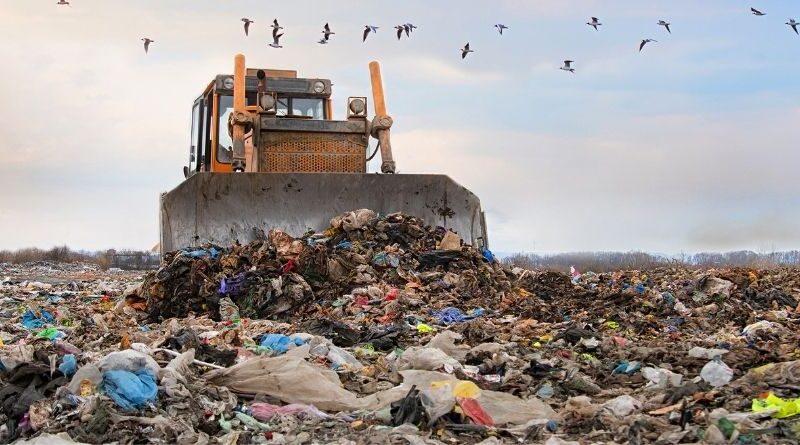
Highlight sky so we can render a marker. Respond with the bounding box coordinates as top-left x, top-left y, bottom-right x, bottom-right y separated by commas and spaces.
0, 0, 799, 254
